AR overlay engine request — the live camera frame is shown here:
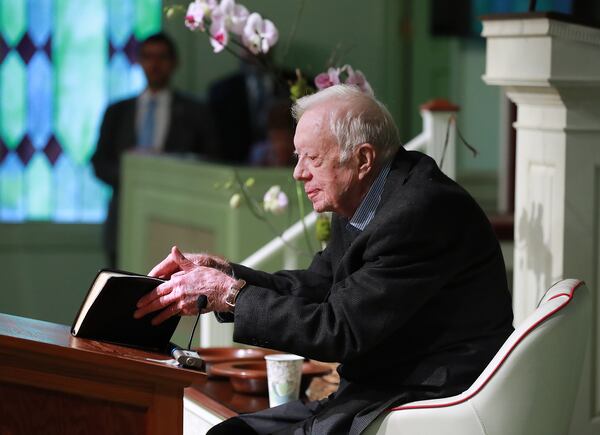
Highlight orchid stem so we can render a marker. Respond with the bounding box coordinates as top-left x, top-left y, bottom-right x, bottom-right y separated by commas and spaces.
282, 0, 306, 62
233, 170, 313, 258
